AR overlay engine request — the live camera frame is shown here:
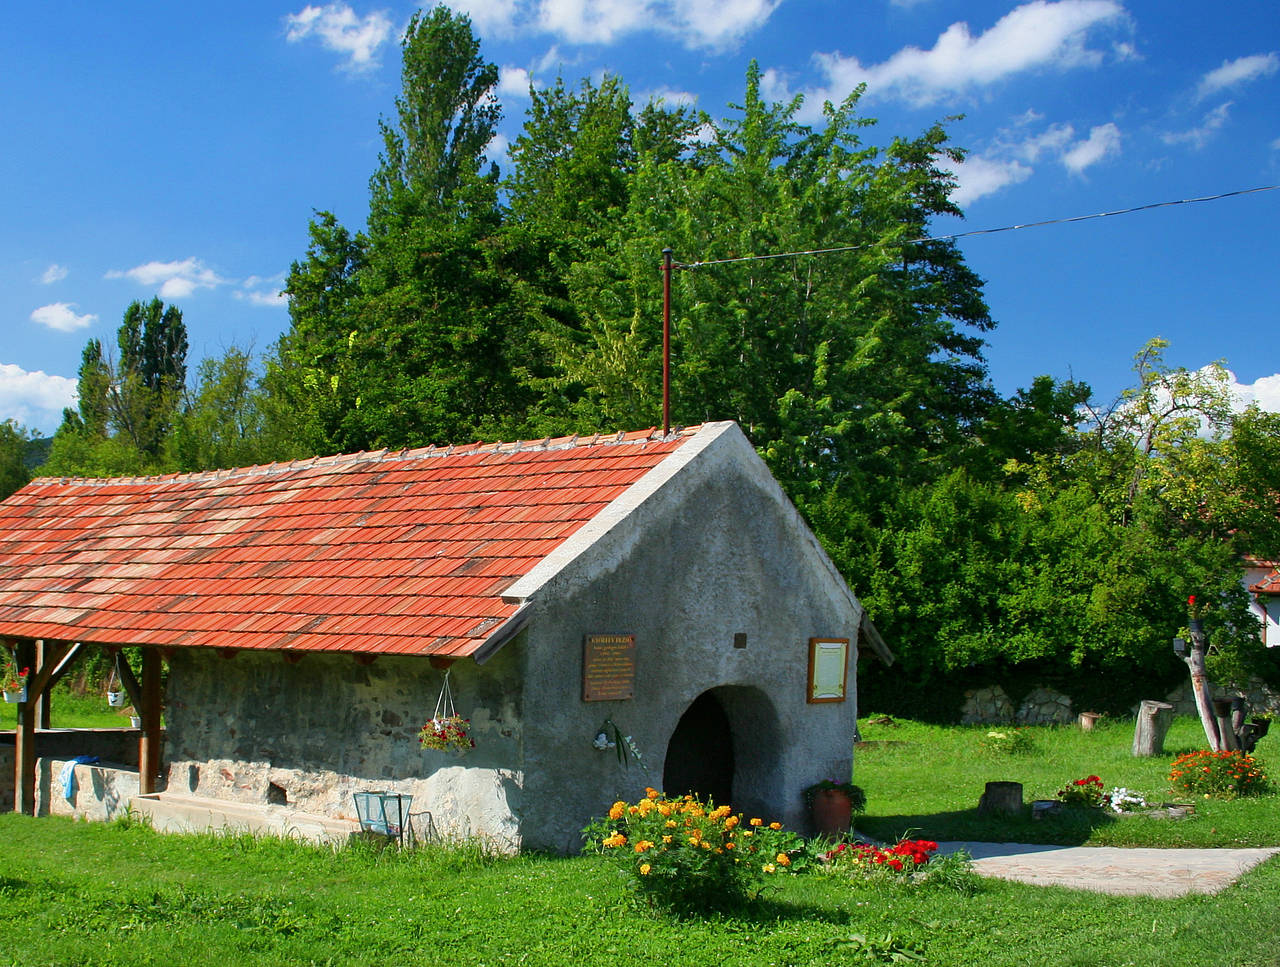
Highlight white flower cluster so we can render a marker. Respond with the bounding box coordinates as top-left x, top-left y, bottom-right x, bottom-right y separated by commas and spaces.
1106, 787, 1148, 813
